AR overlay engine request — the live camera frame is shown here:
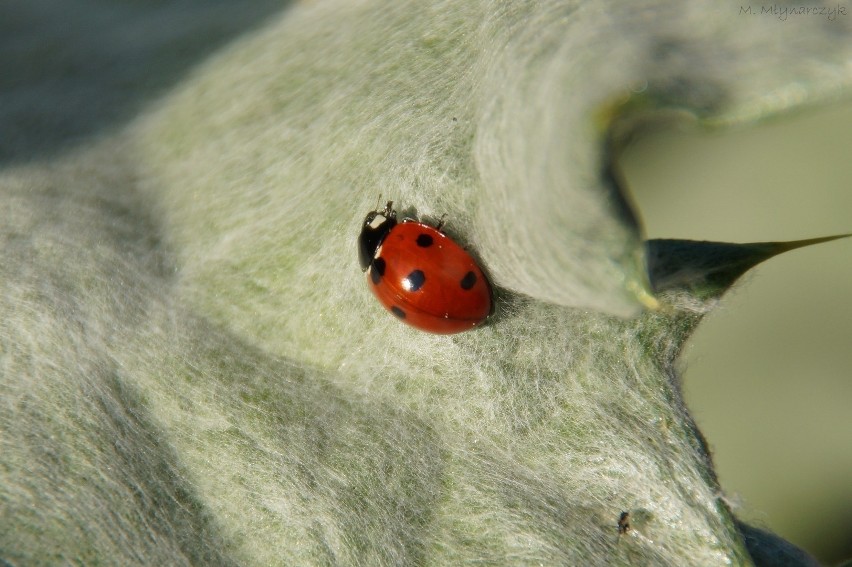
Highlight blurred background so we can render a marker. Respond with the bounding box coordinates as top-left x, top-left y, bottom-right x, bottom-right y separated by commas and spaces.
621, 102, 852, 565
